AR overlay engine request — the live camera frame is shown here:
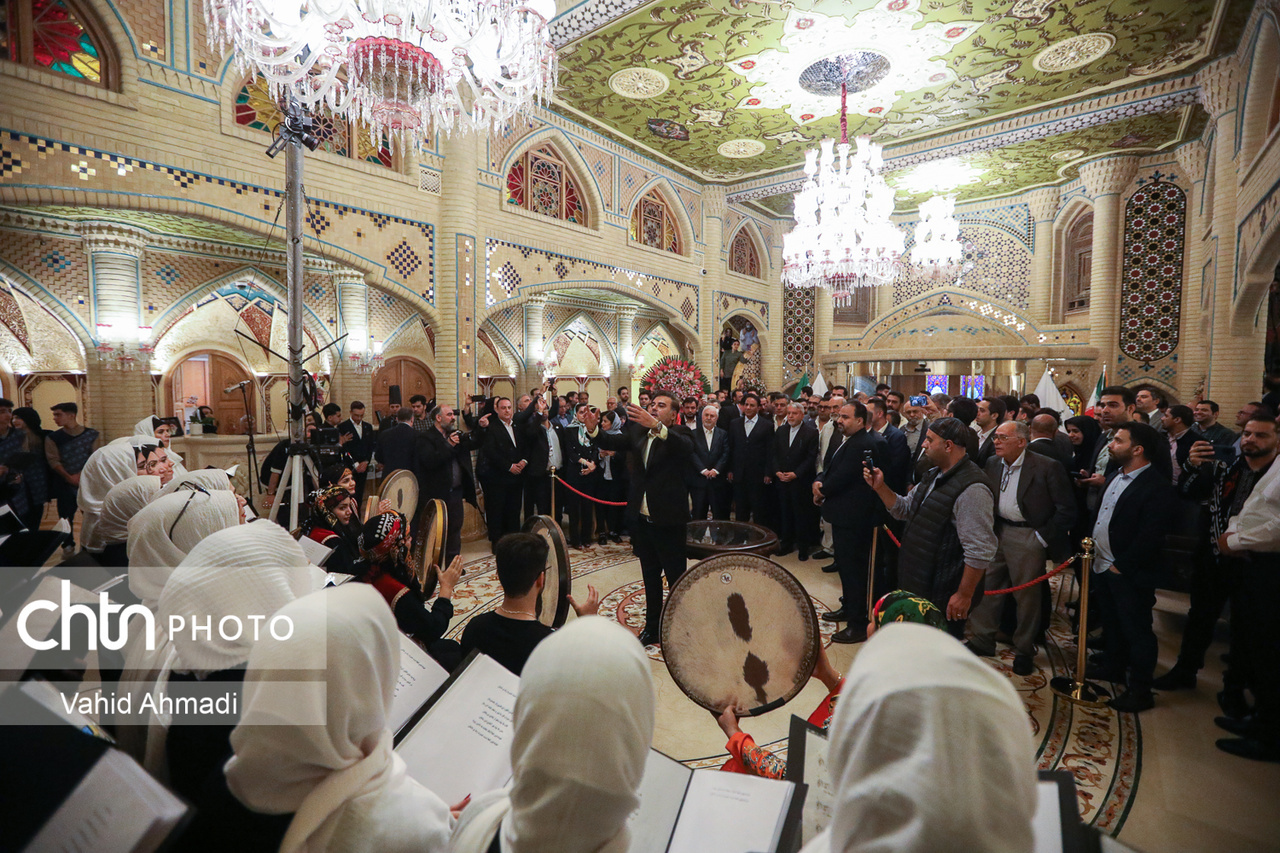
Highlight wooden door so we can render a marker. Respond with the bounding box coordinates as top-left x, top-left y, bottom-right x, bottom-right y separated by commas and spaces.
372, 357, 435, 420
209, 354, 254, 434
